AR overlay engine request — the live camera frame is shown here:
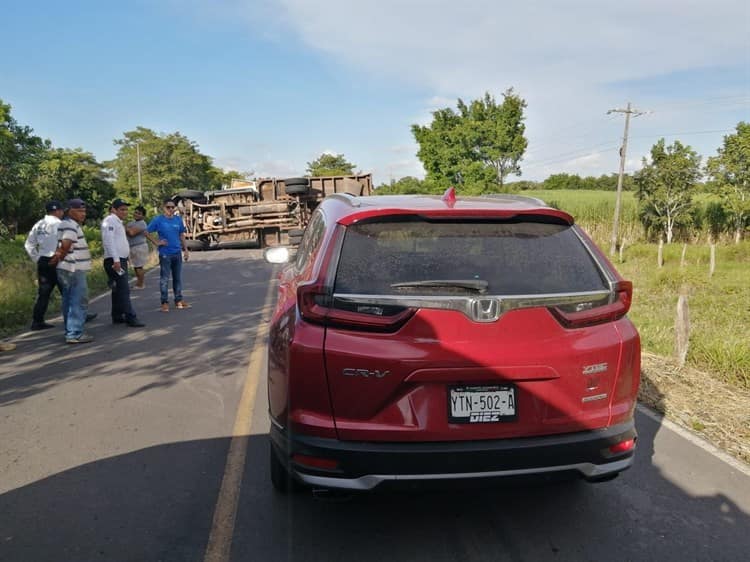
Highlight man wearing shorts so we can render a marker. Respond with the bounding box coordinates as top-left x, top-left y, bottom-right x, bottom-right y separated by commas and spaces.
127, 205, 149, 289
